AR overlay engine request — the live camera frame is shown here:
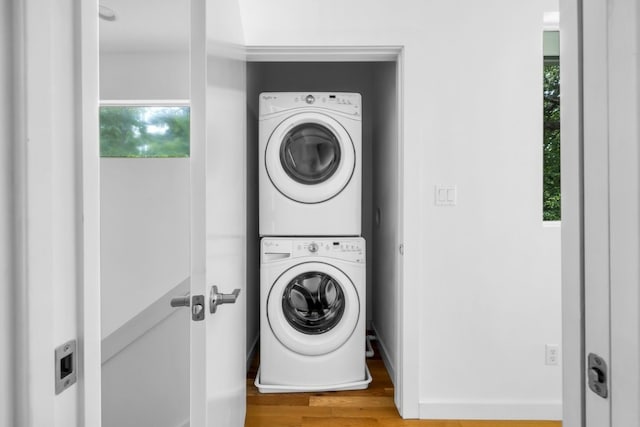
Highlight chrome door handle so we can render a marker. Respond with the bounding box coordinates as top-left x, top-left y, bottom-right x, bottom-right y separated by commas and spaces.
170, 295, 190, 307
210, 286, 240, 313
